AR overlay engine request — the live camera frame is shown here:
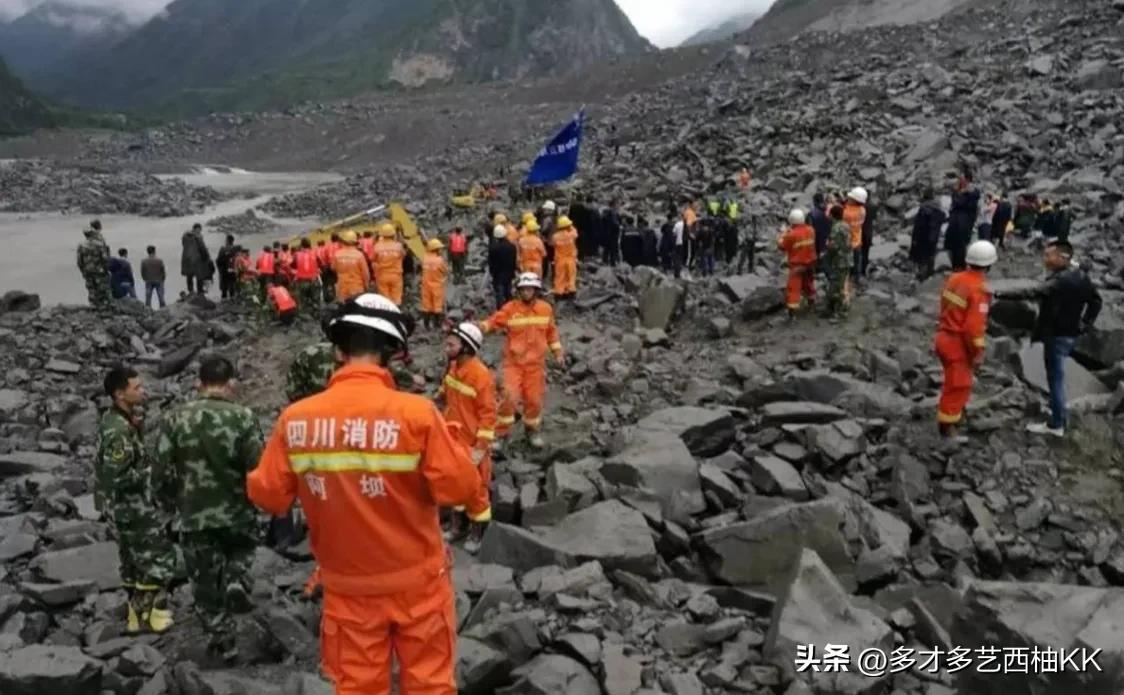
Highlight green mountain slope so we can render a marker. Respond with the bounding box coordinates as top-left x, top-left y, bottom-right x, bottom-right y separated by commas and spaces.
0, 57, 55, 136
42, 0, 652, 117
